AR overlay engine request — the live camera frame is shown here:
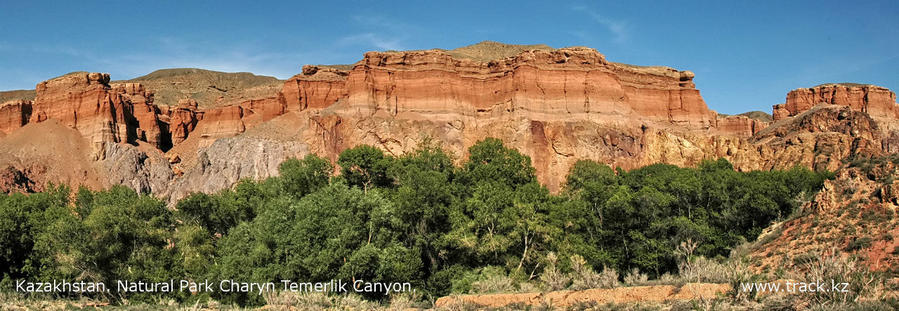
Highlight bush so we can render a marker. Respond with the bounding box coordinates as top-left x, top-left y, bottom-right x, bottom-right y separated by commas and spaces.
539, 252, 570, 291
846, 237, 874, 252
798, 251, 885, 305
470, 266, 518, 294
570, 255, 619, 290
623, 268, 649, 286
679, 256, 730, 283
